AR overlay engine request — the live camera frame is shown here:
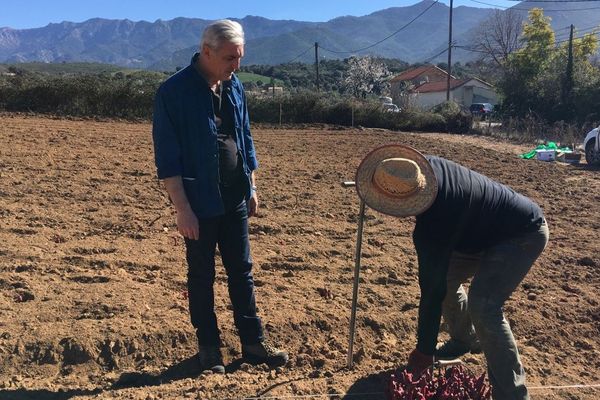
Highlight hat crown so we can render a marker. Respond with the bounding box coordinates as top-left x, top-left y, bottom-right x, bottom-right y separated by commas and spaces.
372, 158, 426, 198
355, 144, 438, 217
